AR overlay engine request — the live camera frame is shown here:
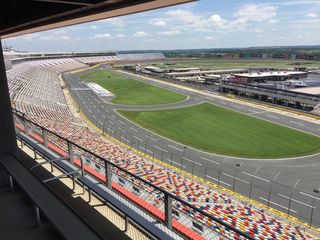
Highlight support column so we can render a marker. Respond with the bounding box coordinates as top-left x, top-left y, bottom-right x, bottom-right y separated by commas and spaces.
43, 129, 48, 148
105, 161, 112, 189
0, 39, 18, 158
164, 193, 172, 229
